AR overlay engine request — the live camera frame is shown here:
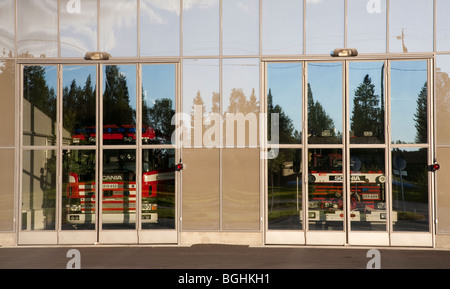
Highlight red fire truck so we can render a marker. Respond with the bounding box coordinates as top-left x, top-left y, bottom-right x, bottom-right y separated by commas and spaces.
306, 151, 396, 224
71, 124, 156, 144
65, 135, 175, 227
